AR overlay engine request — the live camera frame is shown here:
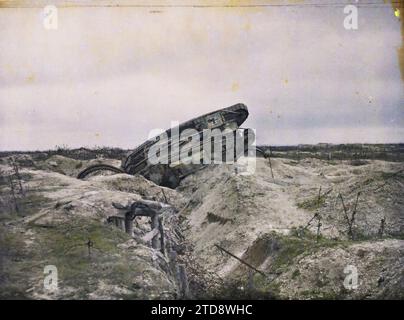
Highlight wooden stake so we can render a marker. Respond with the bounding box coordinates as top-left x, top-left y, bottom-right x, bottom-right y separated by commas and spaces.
214, 244, 266, 277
